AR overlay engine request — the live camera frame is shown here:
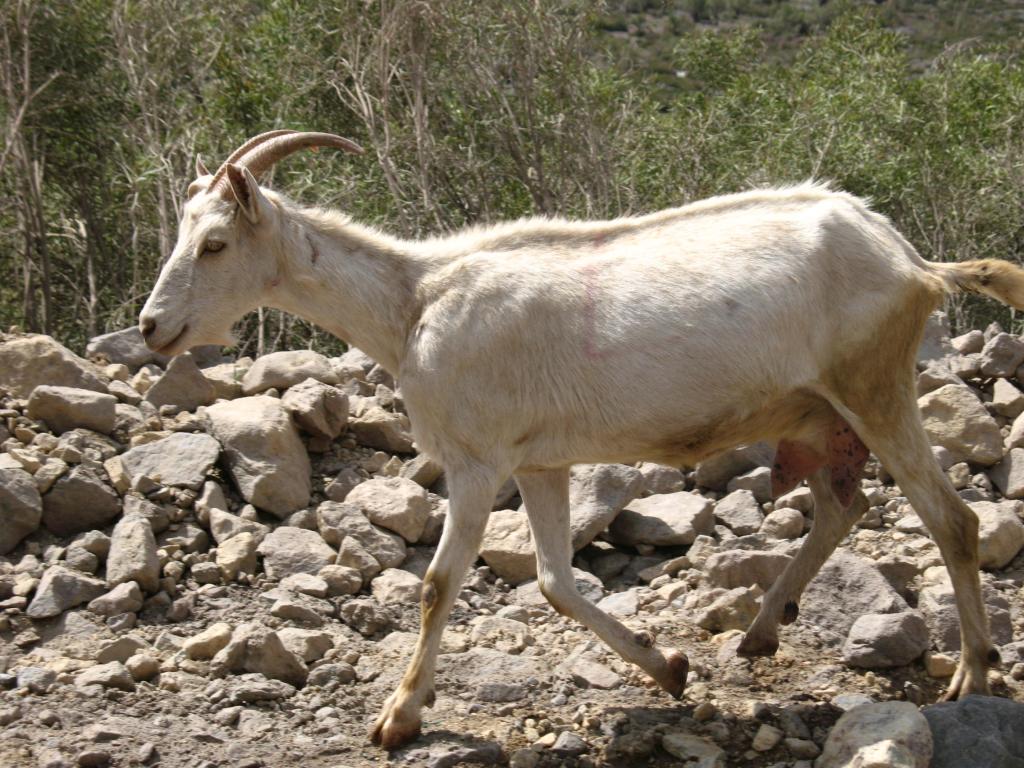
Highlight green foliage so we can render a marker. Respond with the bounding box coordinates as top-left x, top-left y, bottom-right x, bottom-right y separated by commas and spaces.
2, 1, 1024, 354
